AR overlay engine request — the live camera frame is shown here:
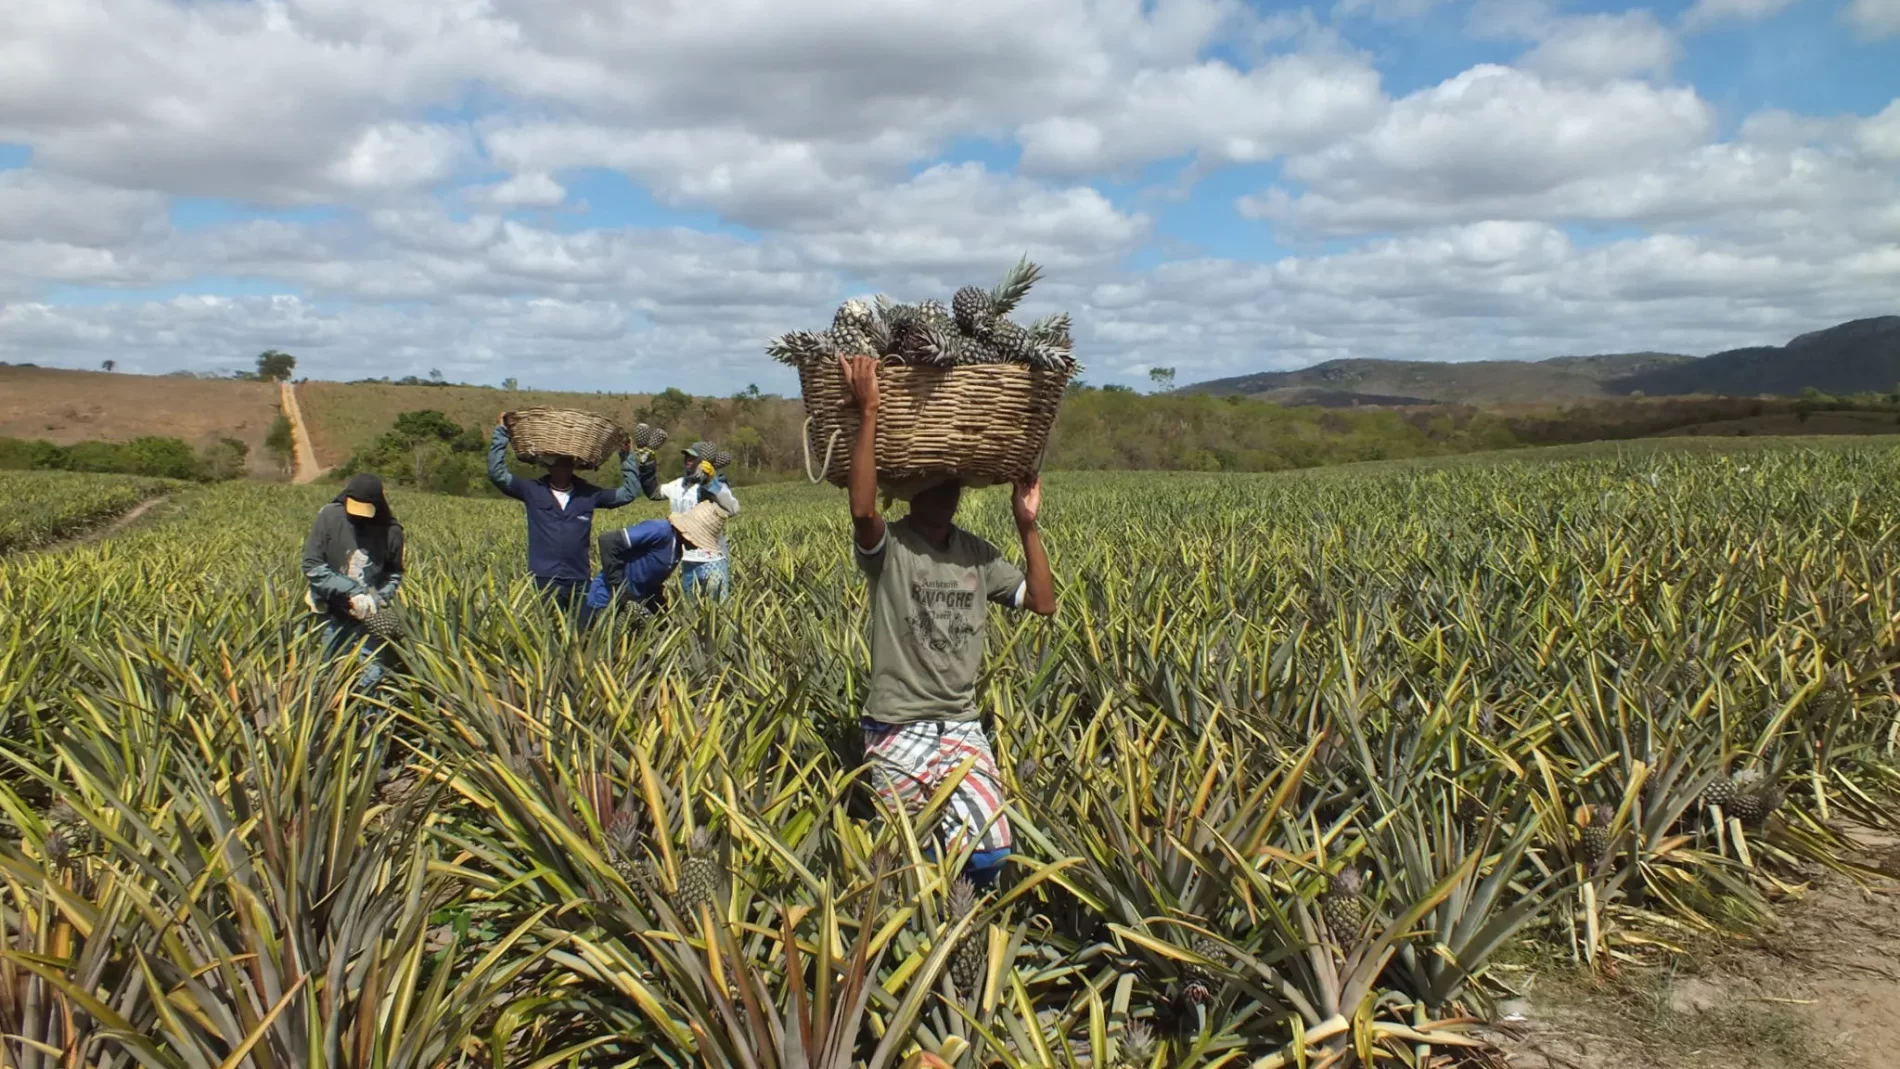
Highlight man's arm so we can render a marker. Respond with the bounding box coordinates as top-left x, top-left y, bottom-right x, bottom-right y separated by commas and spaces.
598, 447, 660, 508
596, 528, 630, 586
707, 477, 740, 516
840, 356, 885, 552
1012, 477, 1056, 616
487, 417, 525, 499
